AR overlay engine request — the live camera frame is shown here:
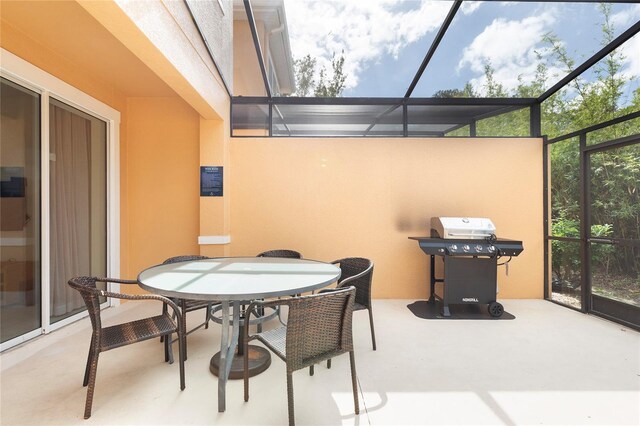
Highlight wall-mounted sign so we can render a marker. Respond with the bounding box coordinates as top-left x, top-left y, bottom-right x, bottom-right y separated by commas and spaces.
200, 166, 223, 197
